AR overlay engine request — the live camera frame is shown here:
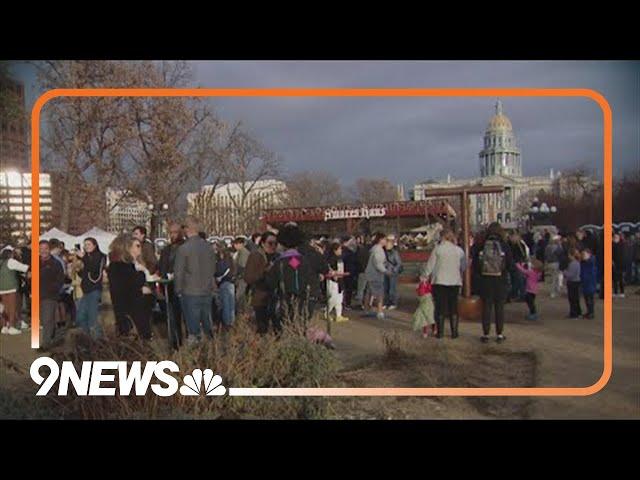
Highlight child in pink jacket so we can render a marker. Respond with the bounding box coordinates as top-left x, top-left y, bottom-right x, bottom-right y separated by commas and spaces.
516, 262, 542, 321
